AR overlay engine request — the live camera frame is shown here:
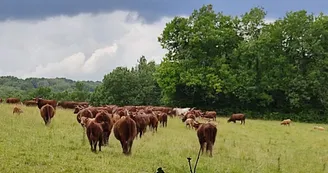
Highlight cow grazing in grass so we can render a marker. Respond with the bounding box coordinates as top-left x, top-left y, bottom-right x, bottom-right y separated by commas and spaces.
6, 98, 20, 104
202, 111, 217, 121
40, 104, 55, 125
197, 122, 217, 157
173, 107, 191, 117
13, 106, 23, 115
227, 113, 246, 125
185, 118, 197, 129
113, 111, 138, 155
280, 119, 291, 126
74, 105, 84, 114
23, 100, 37, 106
81, 117, 103, 152
181, 112, 196, 123
58, 101, 78, 109
314, 126, 325, 131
